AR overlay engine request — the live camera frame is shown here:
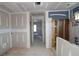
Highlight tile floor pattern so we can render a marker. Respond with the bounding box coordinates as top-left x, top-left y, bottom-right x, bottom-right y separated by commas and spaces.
4, 39, 55, 56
